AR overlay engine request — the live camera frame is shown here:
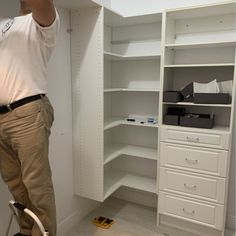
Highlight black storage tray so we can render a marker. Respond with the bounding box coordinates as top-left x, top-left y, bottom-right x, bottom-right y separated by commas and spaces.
181, 82, 194, 102
194, 93, 230, 104
164, 115, 179, 125
163, 91, 183, 103
180, 113, 215, 129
